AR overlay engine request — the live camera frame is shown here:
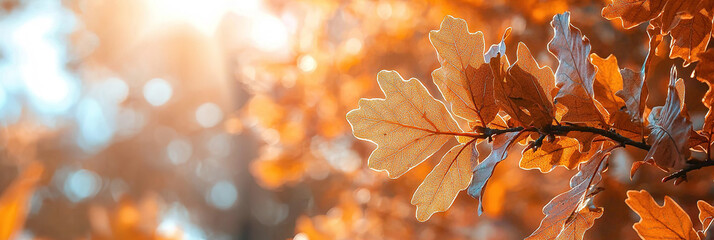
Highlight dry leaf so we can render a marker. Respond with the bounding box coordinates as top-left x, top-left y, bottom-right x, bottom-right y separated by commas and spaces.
644, 67, 692, 171
625, 190, 699, 240
527, 148, 609, 239
617, 68, 648, 123
467, 131, 523, 215
347, 70, 461, 178
430, 16, 498, 126
548, 12, 605, 125
495, 42, 556, 127
412, 143, 476, 221
698, 200, 714, 235
669, 10, 713, 64
520, 137, 594, 172
602, 0, 667, 29
591, 54, 626, 117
